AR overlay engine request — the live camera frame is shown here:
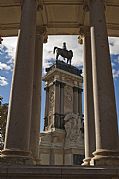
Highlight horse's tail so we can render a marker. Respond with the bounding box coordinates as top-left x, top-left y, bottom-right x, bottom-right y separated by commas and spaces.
53, 47, 57, 54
